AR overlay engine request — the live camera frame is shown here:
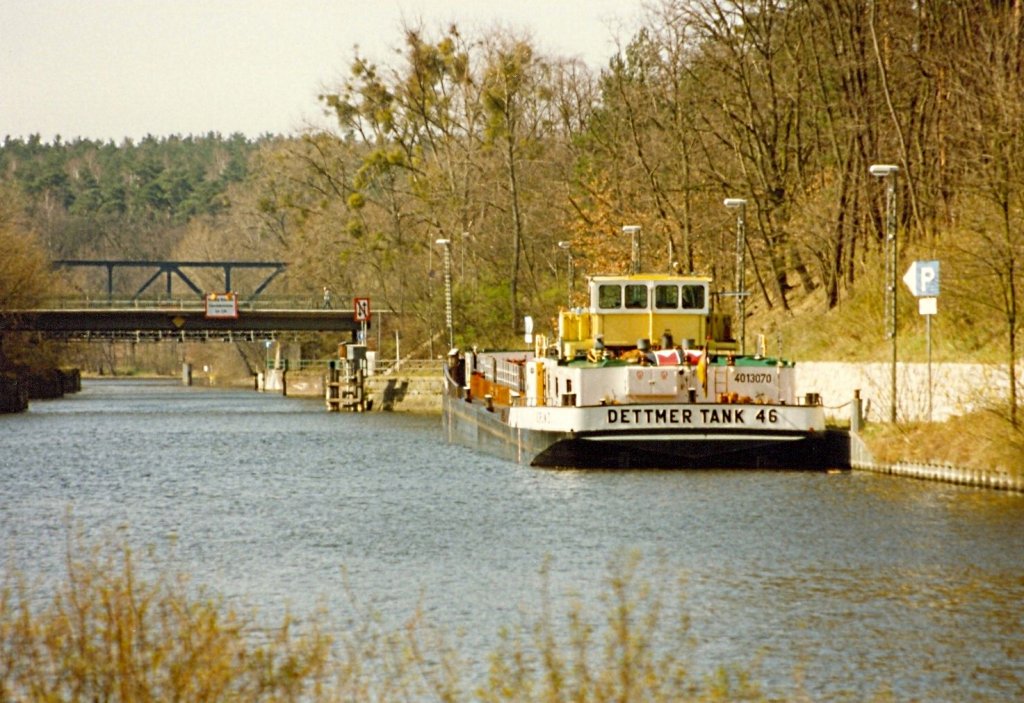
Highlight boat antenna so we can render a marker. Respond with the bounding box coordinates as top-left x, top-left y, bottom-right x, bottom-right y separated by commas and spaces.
623, 225, 641, 274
